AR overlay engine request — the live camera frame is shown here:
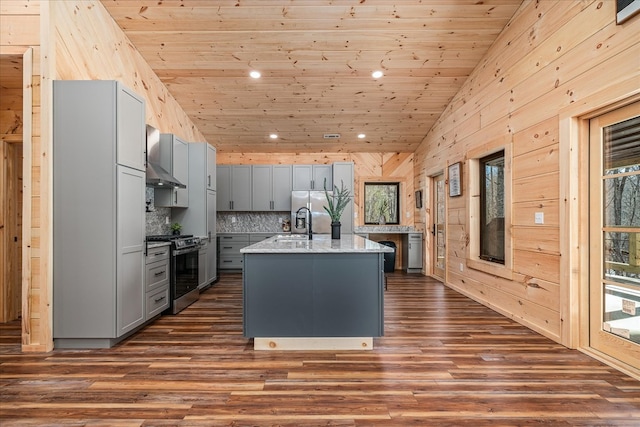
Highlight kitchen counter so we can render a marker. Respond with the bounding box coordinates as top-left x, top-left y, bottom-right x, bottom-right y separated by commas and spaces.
354, 225, 417, 234
240, 234, 394, 254
241, 234, 388, 350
